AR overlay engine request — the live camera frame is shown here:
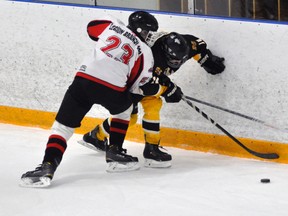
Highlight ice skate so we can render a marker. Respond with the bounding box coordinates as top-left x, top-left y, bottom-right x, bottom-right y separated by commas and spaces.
143, 143, 172, 168
78, 125, 107, 152
106, 145, 140, 172
20, 162, 56, 188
